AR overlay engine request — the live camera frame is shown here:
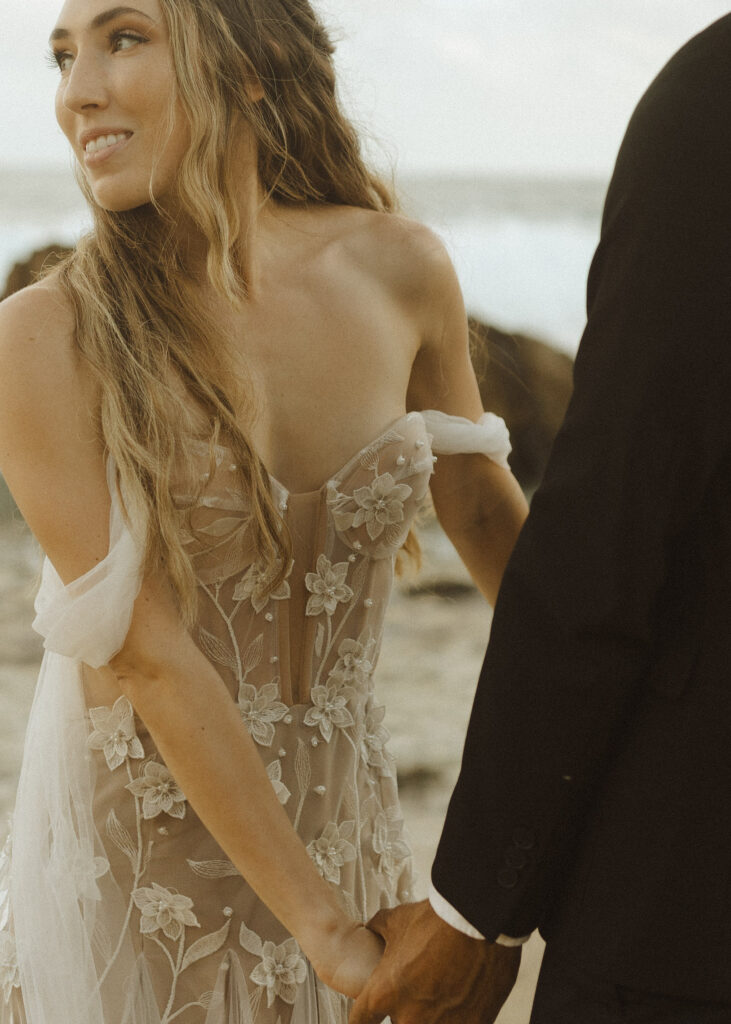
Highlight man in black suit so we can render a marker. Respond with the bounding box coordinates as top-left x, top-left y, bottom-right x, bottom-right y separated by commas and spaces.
351, 13, 731, 1024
